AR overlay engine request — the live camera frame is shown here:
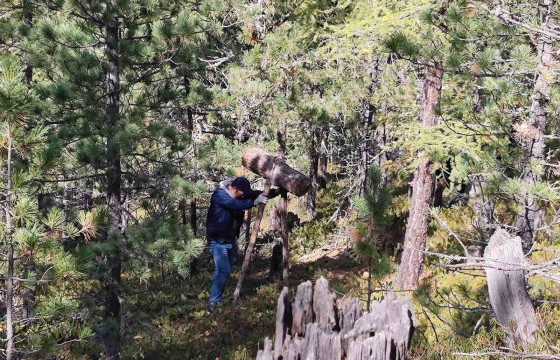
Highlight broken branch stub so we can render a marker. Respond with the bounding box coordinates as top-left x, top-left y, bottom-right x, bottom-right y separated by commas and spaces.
242, 147, 311, 196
